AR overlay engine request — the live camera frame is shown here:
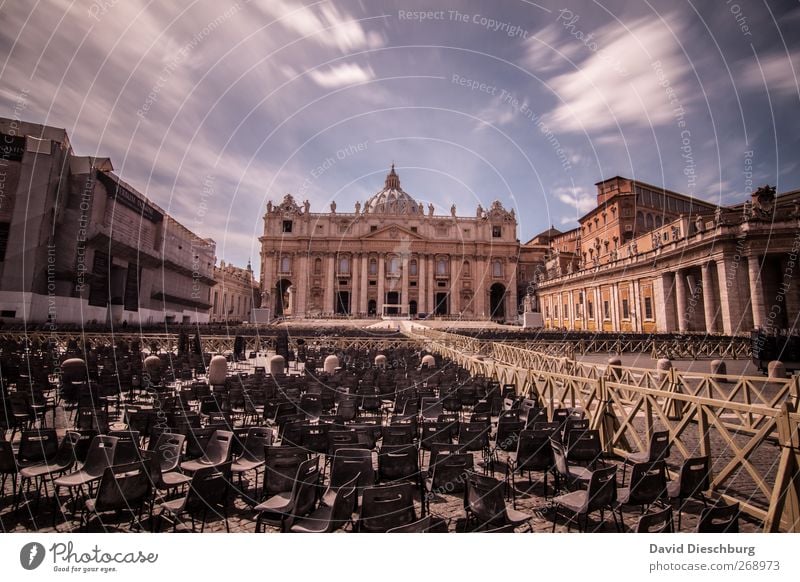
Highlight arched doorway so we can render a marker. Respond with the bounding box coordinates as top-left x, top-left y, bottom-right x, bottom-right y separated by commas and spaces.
490, 283, 506, 320
275, 279, 293, 316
